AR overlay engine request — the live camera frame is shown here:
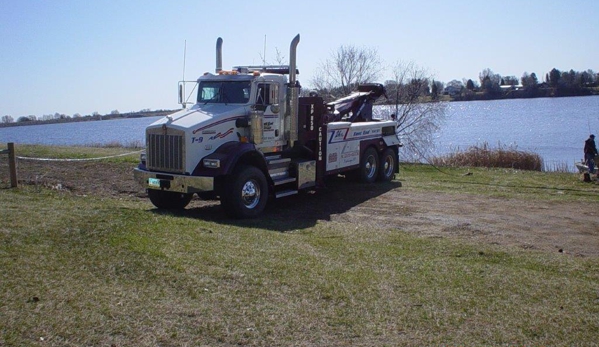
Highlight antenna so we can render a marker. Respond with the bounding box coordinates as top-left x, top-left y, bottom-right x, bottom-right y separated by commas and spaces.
263, 34, 267, 66
182, 39, 187, 81
180, 40, 187, 108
